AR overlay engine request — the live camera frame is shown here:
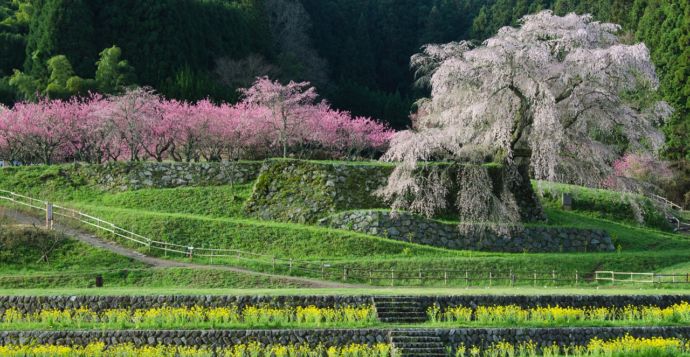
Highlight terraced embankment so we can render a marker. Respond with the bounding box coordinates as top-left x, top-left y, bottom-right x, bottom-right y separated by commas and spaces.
1, 295, 690, 356
4, 209, 355, 289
